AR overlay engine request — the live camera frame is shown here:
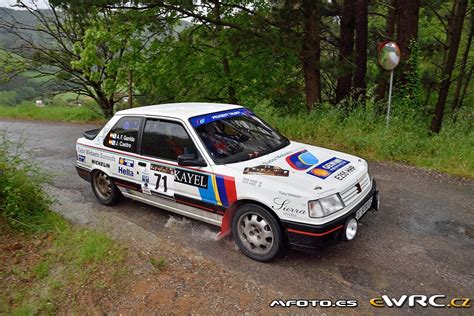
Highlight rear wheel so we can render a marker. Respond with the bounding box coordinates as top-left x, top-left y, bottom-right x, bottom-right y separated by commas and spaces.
91, 170, 121, 205
232, 204, 283, 262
